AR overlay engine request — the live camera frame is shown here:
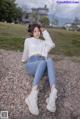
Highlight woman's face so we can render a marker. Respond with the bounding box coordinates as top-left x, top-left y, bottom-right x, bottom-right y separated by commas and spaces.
33, 27, 41, 39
